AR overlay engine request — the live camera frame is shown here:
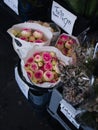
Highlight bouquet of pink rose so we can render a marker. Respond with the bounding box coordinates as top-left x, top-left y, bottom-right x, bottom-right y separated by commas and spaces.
10, 27, 47, 43
7, 22, 53, 59
24, 51, 60, 84
21, 46, 72, 88
55, 33, 79, 57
